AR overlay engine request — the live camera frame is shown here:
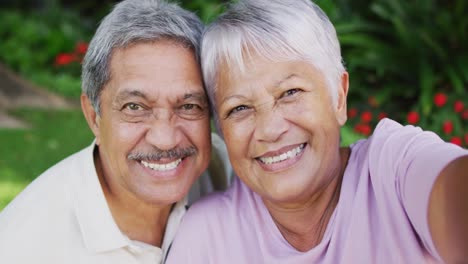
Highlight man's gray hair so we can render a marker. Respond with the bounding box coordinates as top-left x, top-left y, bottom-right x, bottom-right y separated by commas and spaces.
82, 0, 204, 114
201, 0, 345, 132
